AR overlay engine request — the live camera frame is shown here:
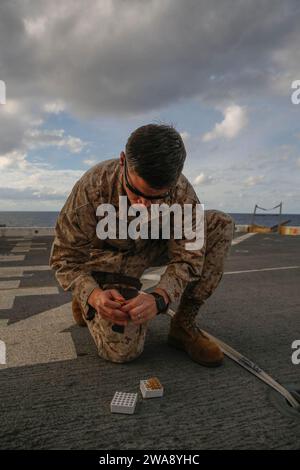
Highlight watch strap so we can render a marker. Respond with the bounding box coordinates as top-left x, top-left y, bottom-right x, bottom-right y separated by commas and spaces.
150, 292, 169, 314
